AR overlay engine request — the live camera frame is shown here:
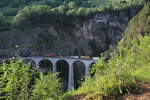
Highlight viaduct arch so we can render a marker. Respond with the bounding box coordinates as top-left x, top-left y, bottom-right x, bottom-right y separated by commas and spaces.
22, 56, 97, 91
